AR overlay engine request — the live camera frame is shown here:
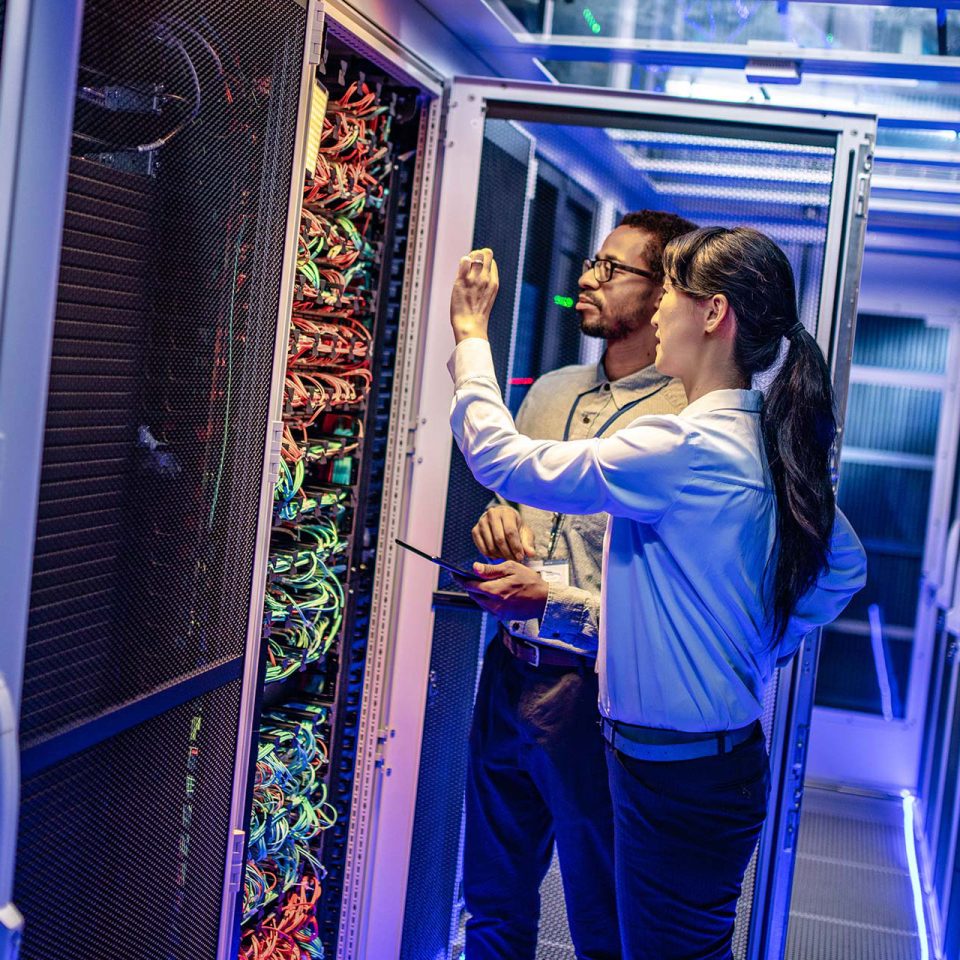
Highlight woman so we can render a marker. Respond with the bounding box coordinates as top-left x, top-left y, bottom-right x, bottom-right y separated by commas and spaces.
448, 228, 866, 960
